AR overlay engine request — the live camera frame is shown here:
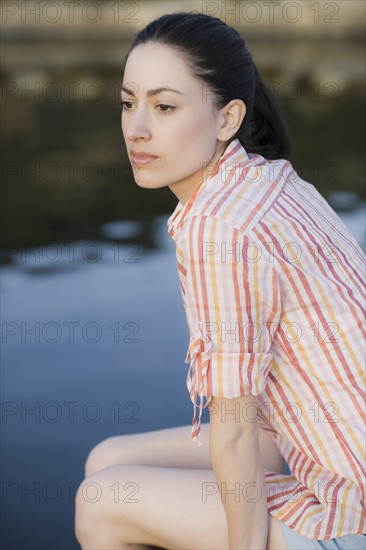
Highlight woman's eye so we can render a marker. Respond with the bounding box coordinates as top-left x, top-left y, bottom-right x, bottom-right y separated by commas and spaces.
118, 100, 133, 110
157, 104, 176, 113
118, 100, 175, 114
